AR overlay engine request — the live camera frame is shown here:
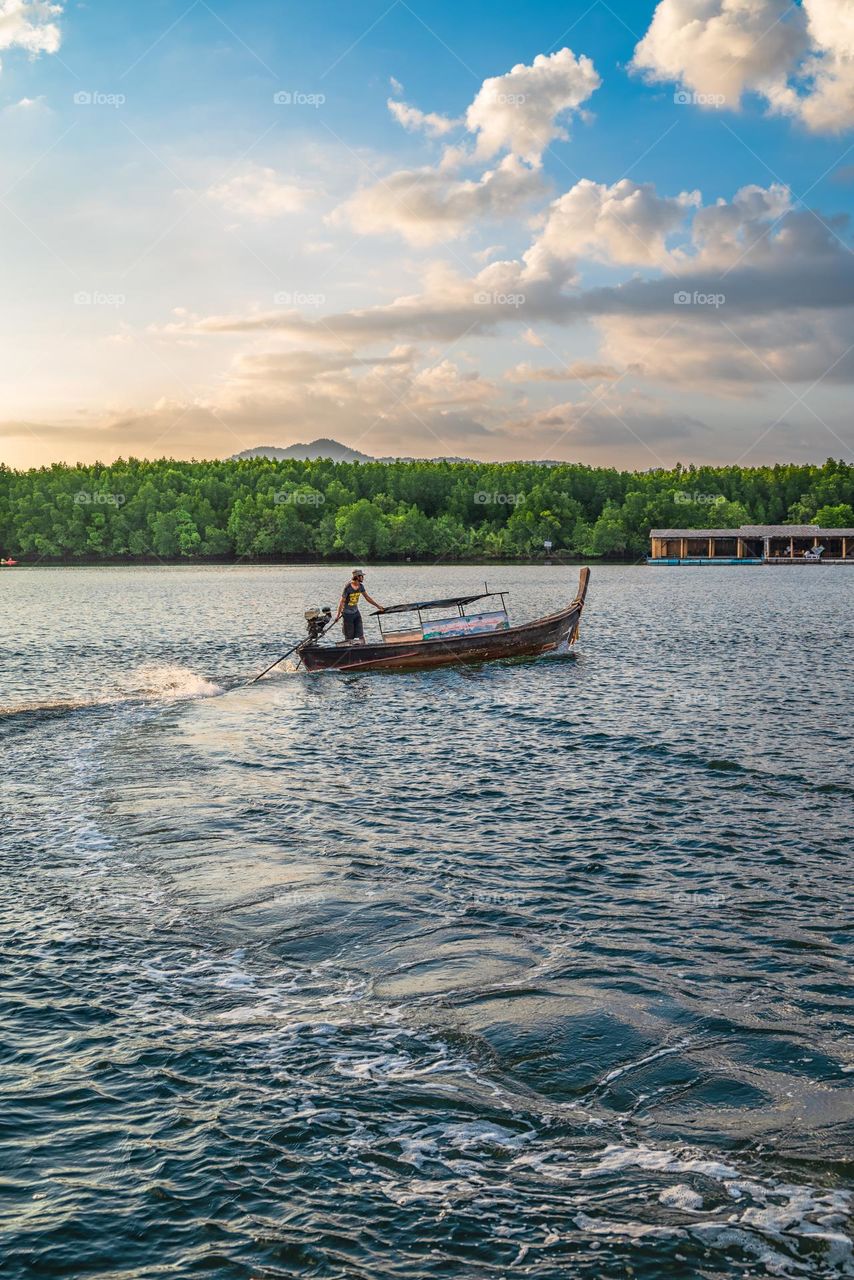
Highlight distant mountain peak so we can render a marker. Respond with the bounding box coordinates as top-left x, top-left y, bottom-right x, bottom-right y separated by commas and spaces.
230, 438, 374, 463
229, 439, 565, 466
